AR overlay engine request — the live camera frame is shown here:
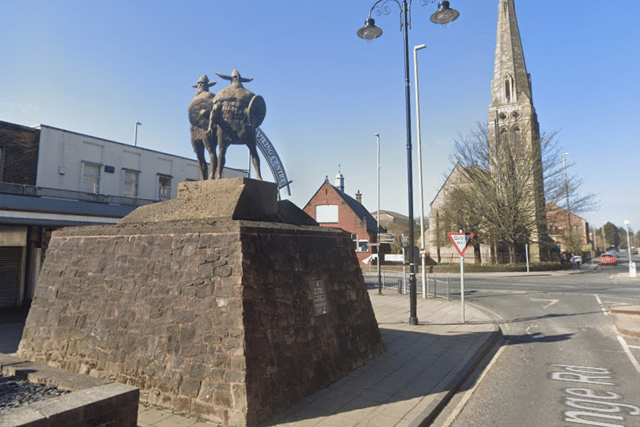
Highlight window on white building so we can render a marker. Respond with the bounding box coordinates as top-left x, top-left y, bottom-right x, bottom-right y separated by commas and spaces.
81, 162, 101, 193
158, 175, 172, 200
122, 169, 139, 198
